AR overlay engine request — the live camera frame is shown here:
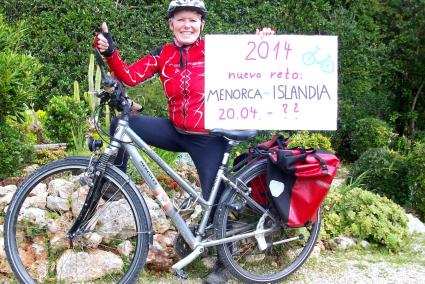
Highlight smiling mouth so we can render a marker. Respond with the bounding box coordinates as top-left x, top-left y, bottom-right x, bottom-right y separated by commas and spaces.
181, 32, 193, 37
